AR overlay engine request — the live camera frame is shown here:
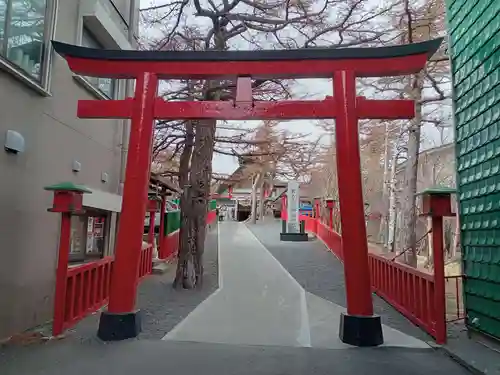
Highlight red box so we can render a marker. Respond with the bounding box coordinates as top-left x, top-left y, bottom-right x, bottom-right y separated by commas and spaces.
418, 188, 456, 217
50, 191, 85, 213
147, 198, 160, 213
